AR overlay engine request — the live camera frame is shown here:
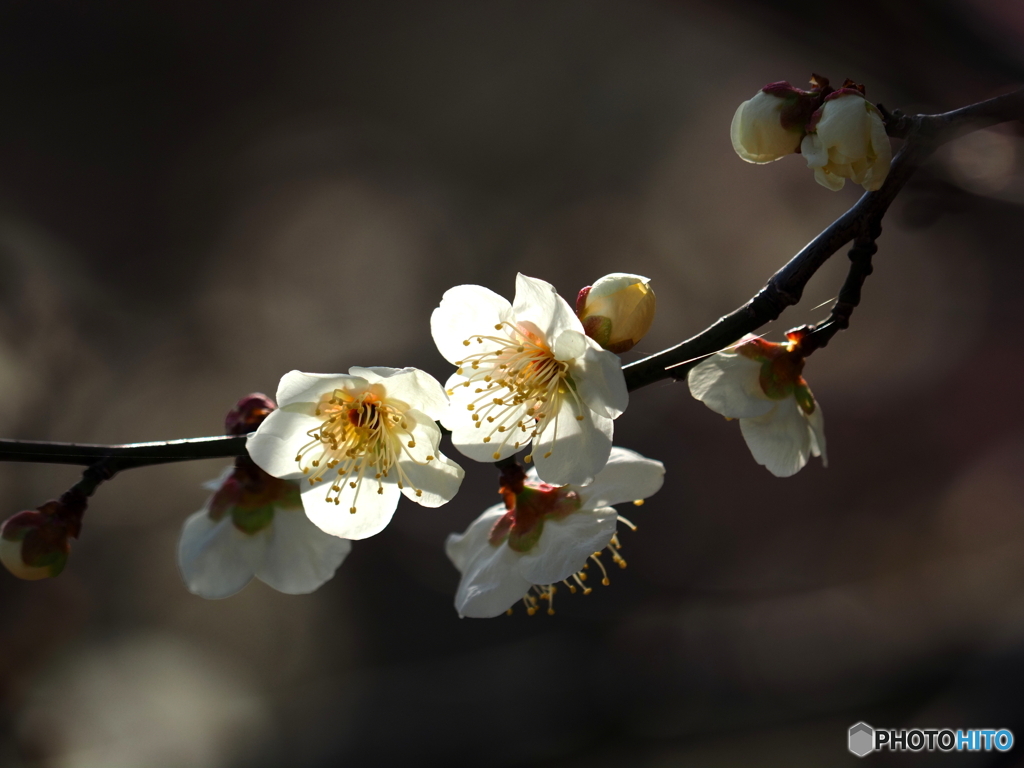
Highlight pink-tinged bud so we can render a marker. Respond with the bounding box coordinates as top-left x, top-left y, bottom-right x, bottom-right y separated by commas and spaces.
0, 500, 81, 580
225, 393, 276, 436
731, 78, 828, 164
576, 273, 656, 354
217, 394, 293, 534
800, 84, 891, 192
